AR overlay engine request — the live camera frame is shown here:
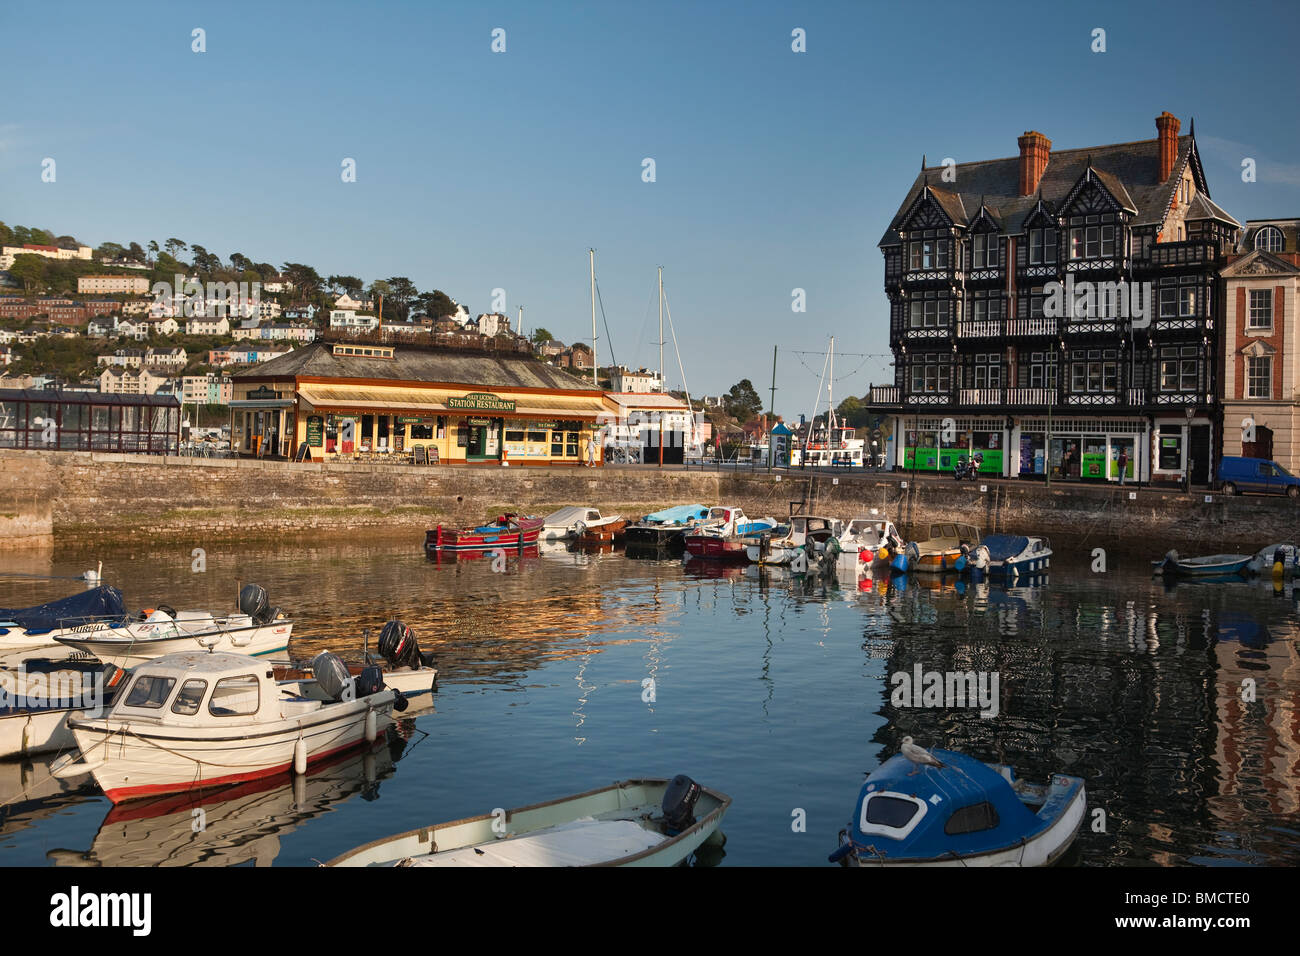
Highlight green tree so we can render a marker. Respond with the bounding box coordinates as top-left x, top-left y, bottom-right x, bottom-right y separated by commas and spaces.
164, 238, 187, 260
531, 327, 554, 345
724, 379, 763, 422
126, 242, 145, 262
835, 395, 872, 429
95, 242, 125, 261
9, 254, 46, 293
385, 276, 418, 320
0, 222, 12, 246
147, 240, 159, 263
